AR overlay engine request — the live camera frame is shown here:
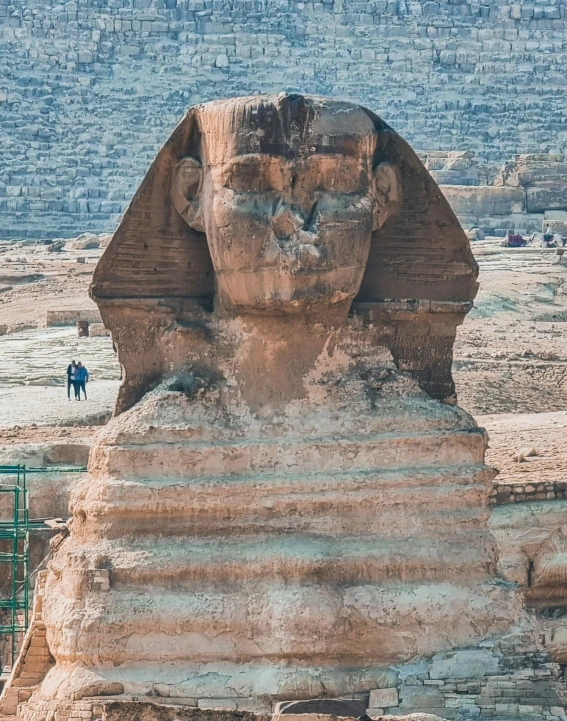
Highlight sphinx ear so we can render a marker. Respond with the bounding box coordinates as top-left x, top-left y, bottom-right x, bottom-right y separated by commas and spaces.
372, 162, 401, 230
171, 157, 205, 232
